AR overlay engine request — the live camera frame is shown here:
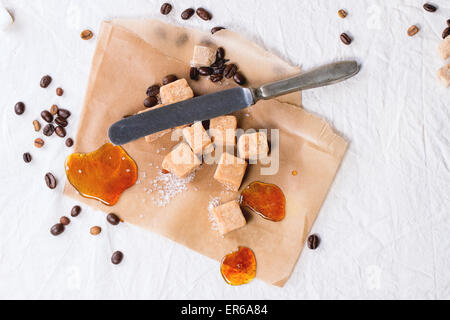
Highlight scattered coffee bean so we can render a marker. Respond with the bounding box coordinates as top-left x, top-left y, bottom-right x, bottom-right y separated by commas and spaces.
160, 3, 172, 15
14, 102, 25, 115
211, 58, 228, 69
233, 72, 246, 85
45, 172, 57, 189
447, 19, 450, 27
144, 96, 158, 108
107, 213, 121, 226
307, 234, 320, 249
33, 120, 41, 132
443, 27, 450, 39
90, 226, 101, 235
50, 223, 64, 236
338, 9, 347, 18
55, 116, 68, 127
40, 75, 52, 88
181, 8, 195, 20
210, 74, 223, 82
146, 84, 160, 97
196, 8, 212, 21
162, 74, 178, 85
224, 64, 238, 79
50, 104, 59, 115
60, 216, 70, 226
80, 29, 93, 40
65, 138, 74, 147
211, 26, 225, 34
56, 87, 64, 96
340, 32, 352, 45
71, 205, 81, 217
216, 47, 225, 60
190, 67, 199, 80
23, 152, 32, 163
55, 126, 66, 138
407, 25, 419, 36
111, 251, 124, 265
41, 110, 53, 123
198, 66, 213, 76
34, 138, 44, 148
57, 108, 71, 119
212, 66, 225, 75
423, 3, 437, 12
43, 123, 55, 136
